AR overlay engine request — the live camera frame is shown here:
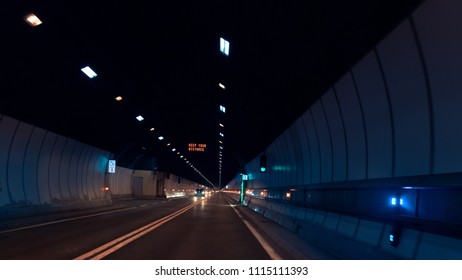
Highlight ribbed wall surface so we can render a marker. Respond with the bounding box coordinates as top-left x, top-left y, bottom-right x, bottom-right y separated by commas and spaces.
236, 0, 462, 189
0, 114, 112, 217
228, 0, 462, 258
